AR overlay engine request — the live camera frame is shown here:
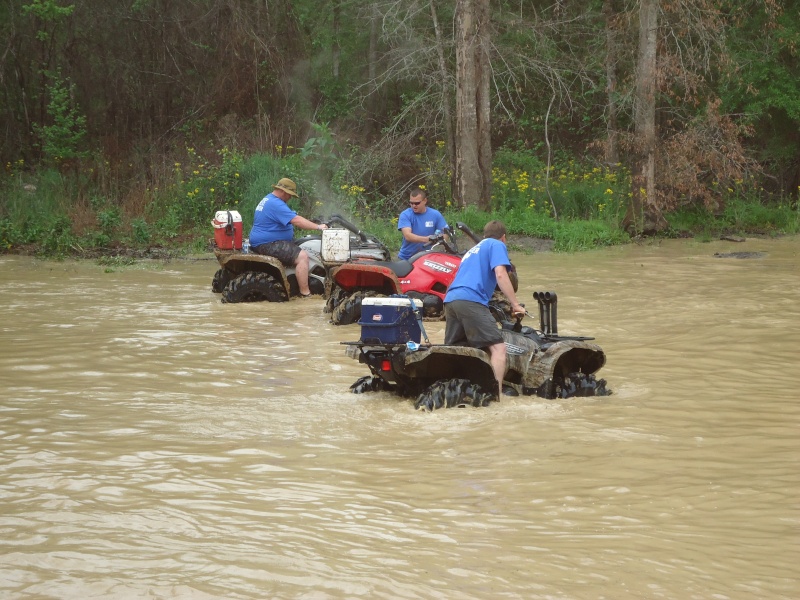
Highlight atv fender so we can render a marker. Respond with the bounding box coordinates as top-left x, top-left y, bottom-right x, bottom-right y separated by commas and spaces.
402, 345, 497, 389
523, 340, 606, 390
216, 252, 291, 295
330, 262, 403, 296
